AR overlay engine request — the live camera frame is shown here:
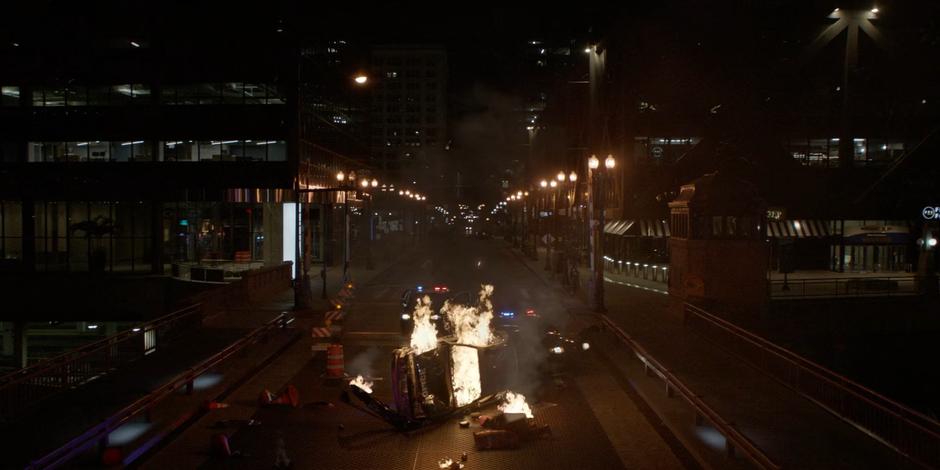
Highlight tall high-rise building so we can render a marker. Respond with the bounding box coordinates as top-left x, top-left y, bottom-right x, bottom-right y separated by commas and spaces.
369, 45, 447, 190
